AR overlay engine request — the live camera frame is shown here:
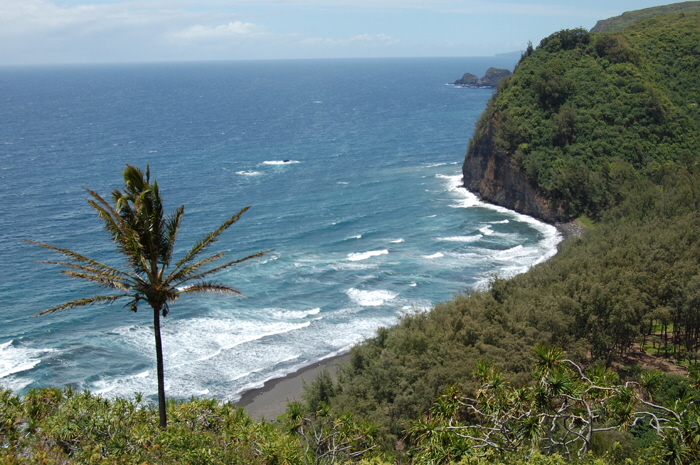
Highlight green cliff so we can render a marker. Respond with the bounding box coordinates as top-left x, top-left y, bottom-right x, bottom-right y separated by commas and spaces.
463, 10, 700, 221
